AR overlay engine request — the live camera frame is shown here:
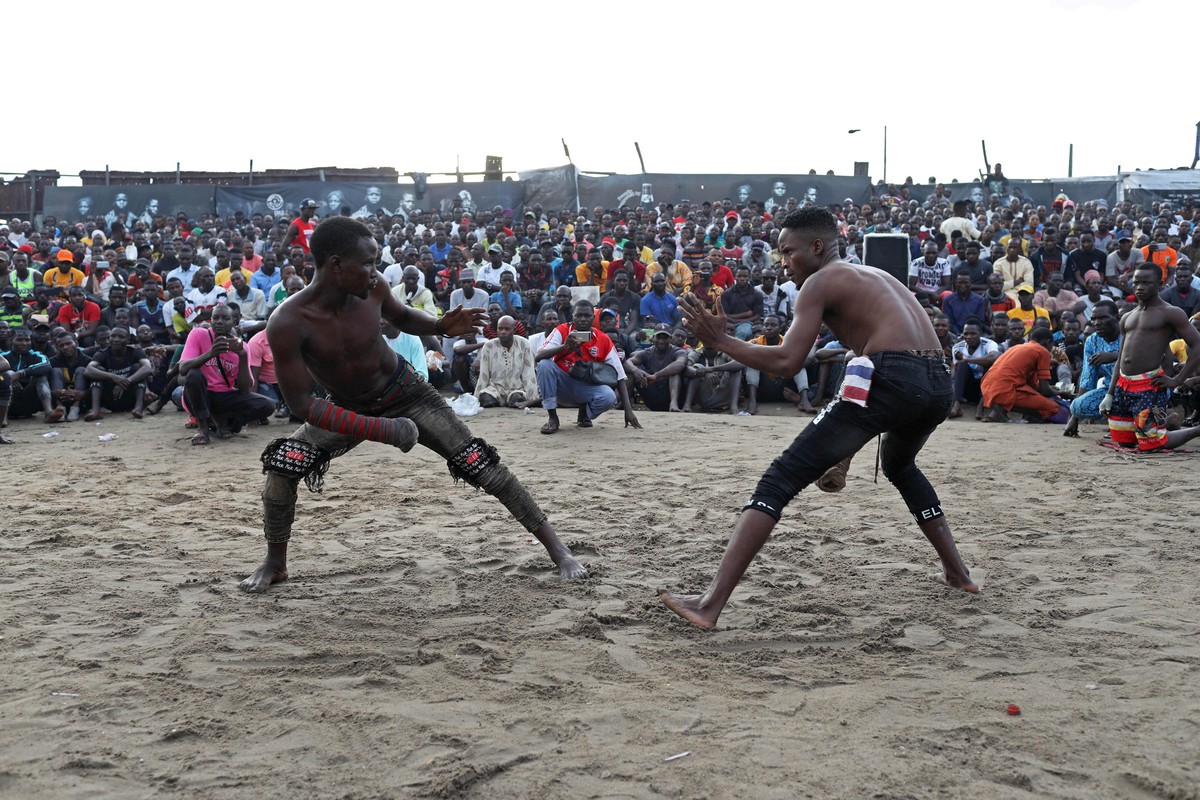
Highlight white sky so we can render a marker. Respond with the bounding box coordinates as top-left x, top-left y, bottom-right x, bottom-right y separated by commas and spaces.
10, 0, 1192, 186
